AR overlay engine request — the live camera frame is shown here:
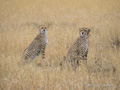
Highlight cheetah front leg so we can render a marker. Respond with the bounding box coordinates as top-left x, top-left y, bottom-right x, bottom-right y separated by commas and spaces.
36, 46, 45, 67
41, 45, 46, 60
71, 58, 78, 71
40, 45, 47, 67
84, 50, 88, 64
